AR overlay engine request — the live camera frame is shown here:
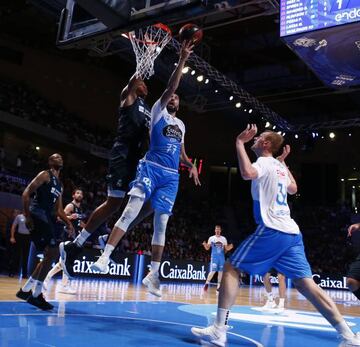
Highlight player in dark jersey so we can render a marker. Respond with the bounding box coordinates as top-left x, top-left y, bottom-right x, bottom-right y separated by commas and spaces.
16, 153, 74, 310
59, 75, 154, 277
43, 188, 85, 294
346, 223, 360, 301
